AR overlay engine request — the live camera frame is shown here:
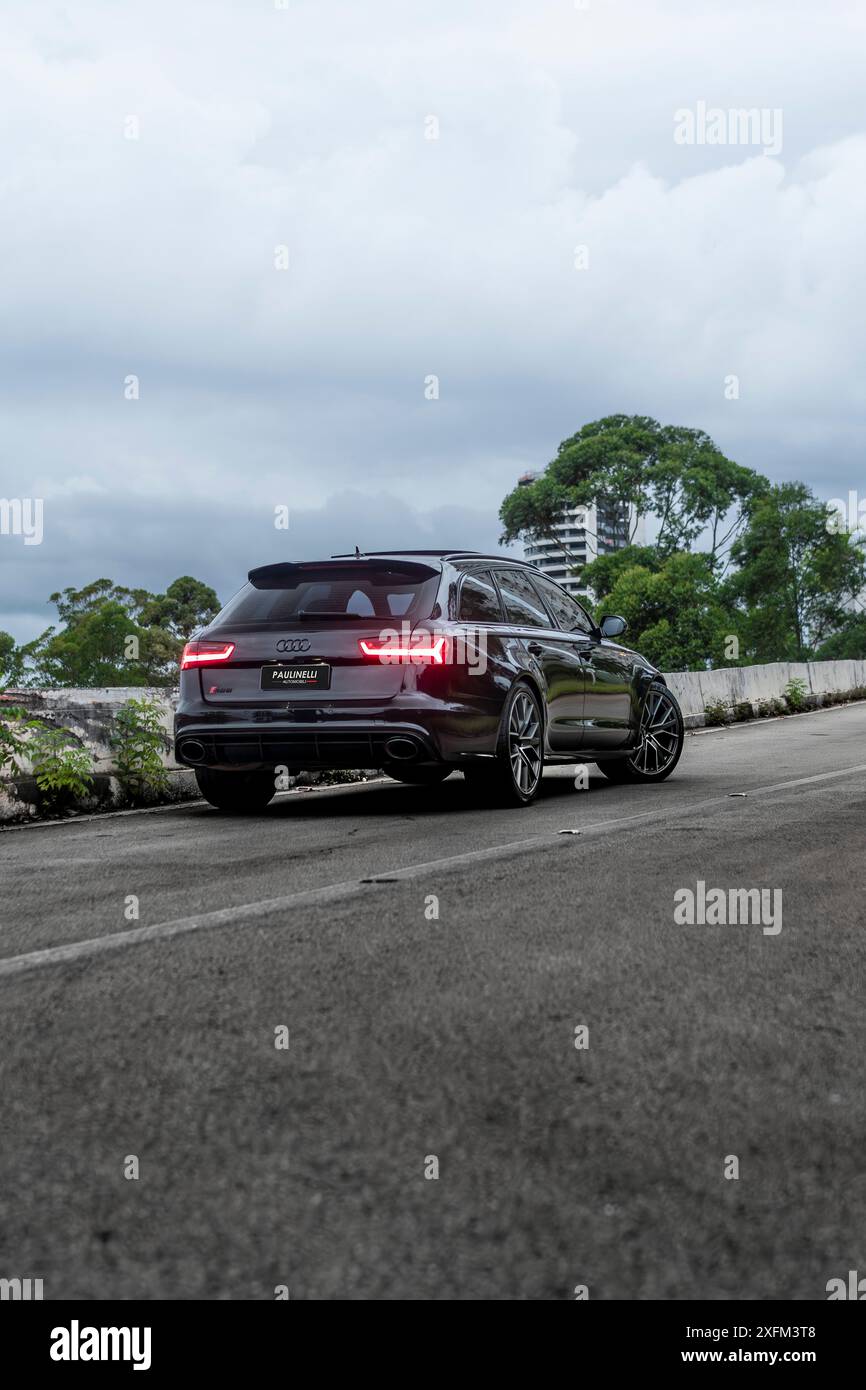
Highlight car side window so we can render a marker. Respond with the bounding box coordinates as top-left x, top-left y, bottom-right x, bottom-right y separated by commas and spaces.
530, 573, 594, 635
495, 568, 551, 627
458, 569, 502, 622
